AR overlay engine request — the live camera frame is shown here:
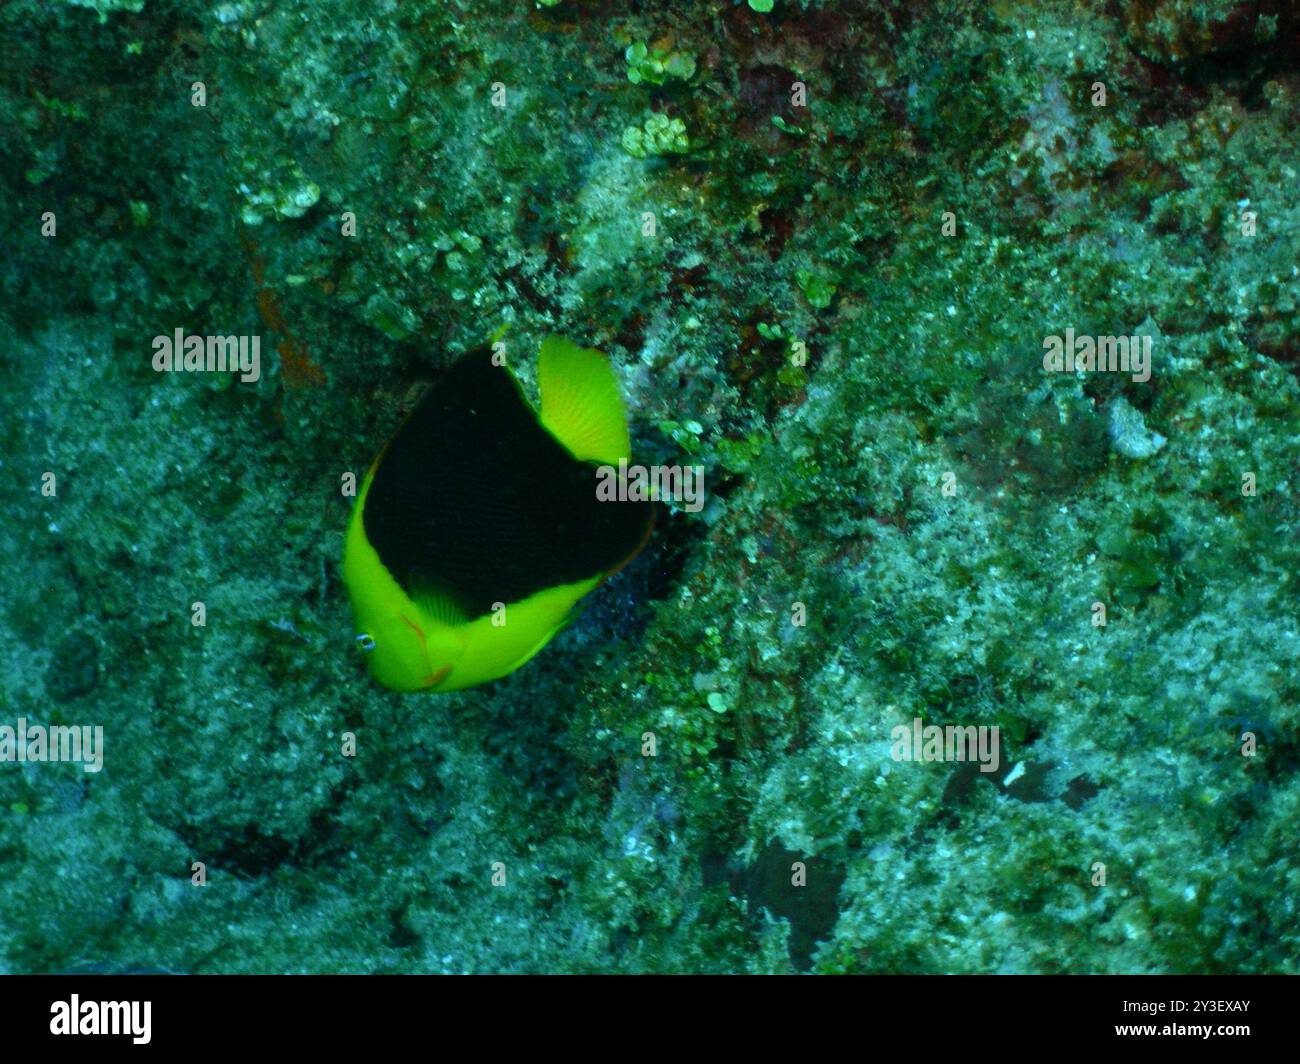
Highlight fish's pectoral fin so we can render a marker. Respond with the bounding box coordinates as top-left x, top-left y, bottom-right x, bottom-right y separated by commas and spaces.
421, 664, 453, 689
